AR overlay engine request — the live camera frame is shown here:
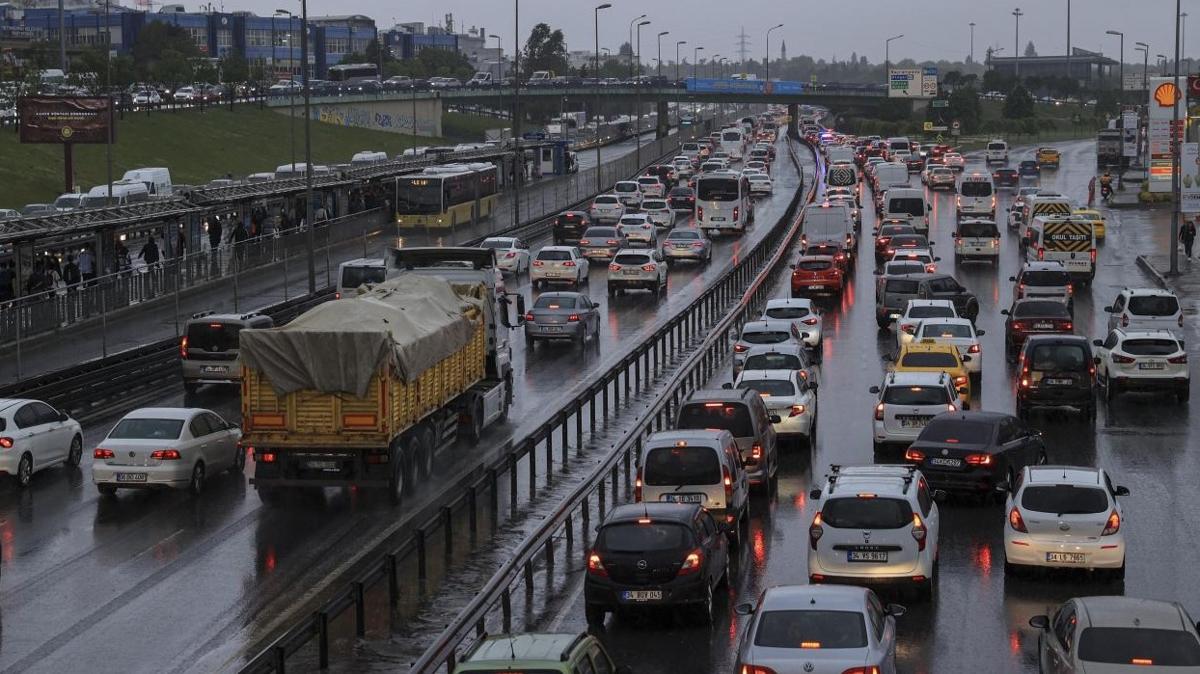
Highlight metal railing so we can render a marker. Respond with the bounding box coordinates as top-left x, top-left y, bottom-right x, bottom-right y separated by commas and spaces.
238, 132, 812, 674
